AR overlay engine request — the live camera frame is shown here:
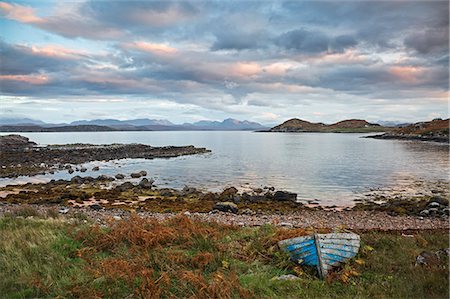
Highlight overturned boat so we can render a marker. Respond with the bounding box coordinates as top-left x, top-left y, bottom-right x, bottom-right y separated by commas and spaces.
278, 233, 360, 279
